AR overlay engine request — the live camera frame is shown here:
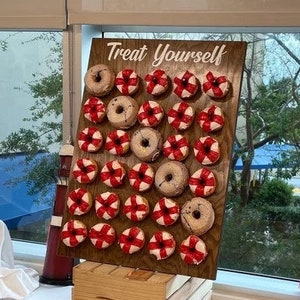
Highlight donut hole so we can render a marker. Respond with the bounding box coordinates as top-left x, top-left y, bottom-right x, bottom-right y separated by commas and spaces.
76, 198, 82, 205
182, 78, 188, 87
71, 229, 77, 236
114, 138, 121, 145
163, 207, 169, 214
171, 142, 178, 150
95, 72, 102, 82
177, 111, 183, 119
159, 241, 165, 248
165, 174, 173, 182
192, 210, 201, 219
199, 178, 206, 186
208, 111, 214, 120
141, 138, 150, 148
204, 144, 211, 153
116, 105, 124, 114
127, 235, 134, 242
147, 108, 154, 116
138, 172, 145, 179
212, 79, 219, 87
189, 246, 196, 252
